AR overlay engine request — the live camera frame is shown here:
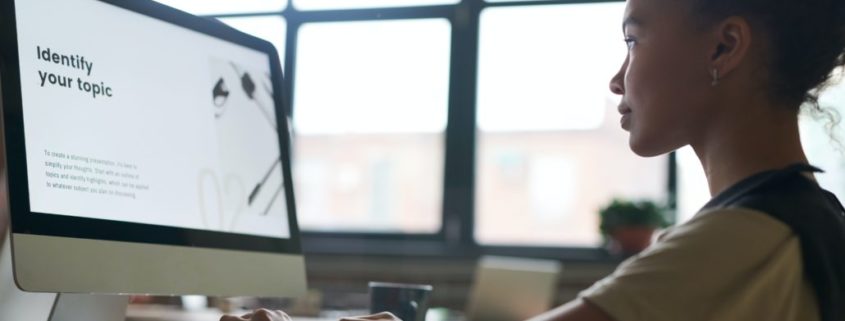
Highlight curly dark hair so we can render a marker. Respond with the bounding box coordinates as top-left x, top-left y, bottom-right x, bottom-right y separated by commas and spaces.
688, 0, 845, 111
